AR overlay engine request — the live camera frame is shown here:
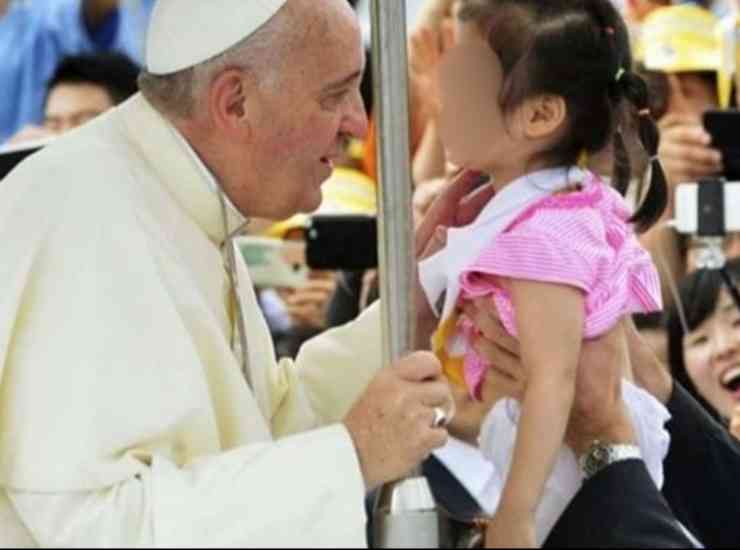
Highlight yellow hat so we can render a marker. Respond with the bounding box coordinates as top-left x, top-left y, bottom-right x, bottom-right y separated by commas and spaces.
640, 4, 721, 73
716, 12, 740, 109
265, 167, 377, 239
